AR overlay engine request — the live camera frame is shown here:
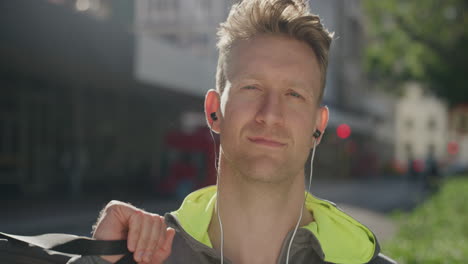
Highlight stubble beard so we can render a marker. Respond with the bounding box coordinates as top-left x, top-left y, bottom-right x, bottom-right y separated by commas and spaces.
224, 148, 300, 185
